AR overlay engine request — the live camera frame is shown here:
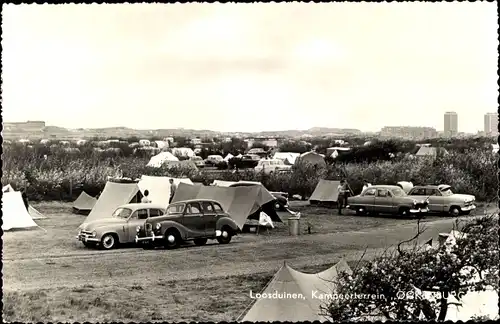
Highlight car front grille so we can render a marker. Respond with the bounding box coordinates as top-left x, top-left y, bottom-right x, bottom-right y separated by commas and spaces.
145, 223, 152, 232
81, 231, 93, 236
